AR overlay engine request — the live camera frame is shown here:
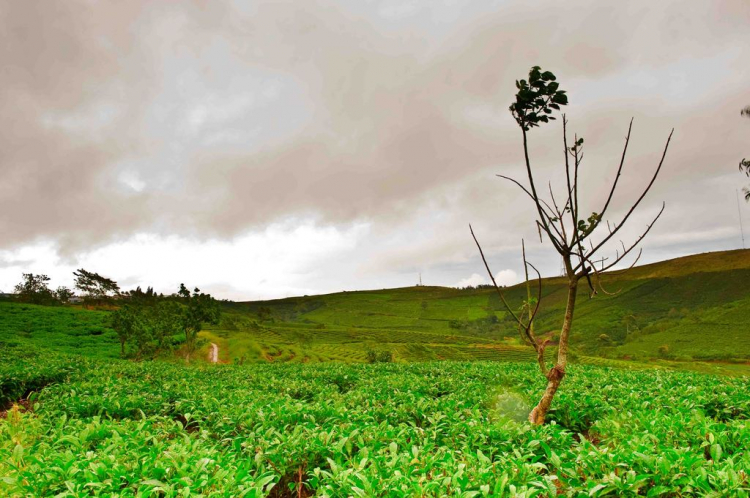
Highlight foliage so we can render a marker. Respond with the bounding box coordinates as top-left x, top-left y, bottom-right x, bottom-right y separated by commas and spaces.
658, 344, 670, 358
208, 249, 750, 366
3, 249, 750, 368
54, 286, 74, 303
365, 349, 394, 363
177, 284, 220, 360
257, 306, 273, 321
1, 348, 749, 496
111, 301, 183, 359
14, 273, 56, 305
125, 285, 160, 303
0, 302, 119, 359
509, 66, 568, 131
73, 268, 120, 304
